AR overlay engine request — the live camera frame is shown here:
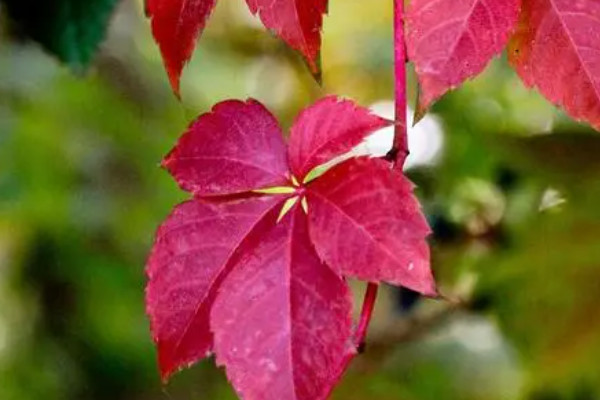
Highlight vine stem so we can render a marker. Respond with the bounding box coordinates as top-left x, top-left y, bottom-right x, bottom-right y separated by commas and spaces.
353, 283, 379, 352
355, 0, 408, 356
328, 3, 408, 396
388, 0, 408, 166
326, 283, 379, 399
